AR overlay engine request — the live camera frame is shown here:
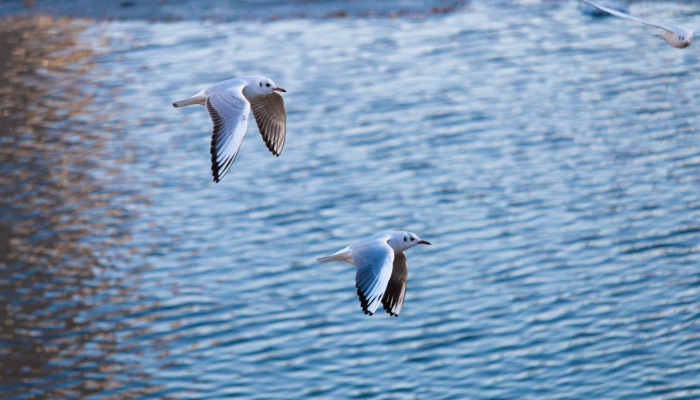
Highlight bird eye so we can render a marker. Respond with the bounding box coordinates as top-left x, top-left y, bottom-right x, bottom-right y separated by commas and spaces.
266, 83, 270, 87
259, 82, 262, 87
404, 237, 407, 242
411, 237, 415, 241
